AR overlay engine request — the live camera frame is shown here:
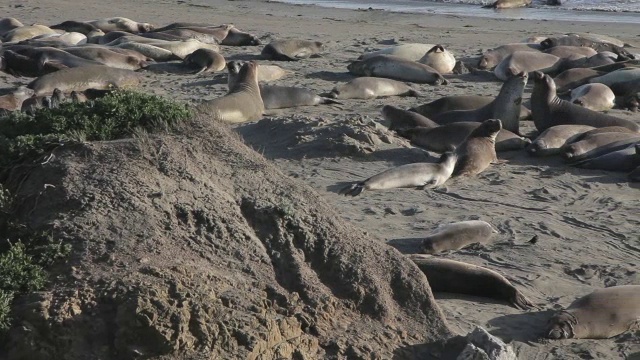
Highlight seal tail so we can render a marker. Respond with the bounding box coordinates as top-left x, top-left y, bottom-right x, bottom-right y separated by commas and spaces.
193, 66, 208, 75
511, 291, 537, 310
339, 182, 366, 197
